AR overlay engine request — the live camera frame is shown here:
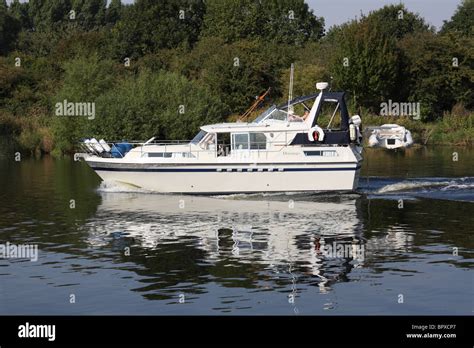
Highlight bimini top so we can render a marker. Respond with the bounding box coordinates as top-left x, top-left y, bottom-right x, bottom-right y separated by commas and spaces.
200, 120, 309, 133
200, 90, 351, 136
279, 91, 350, 131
